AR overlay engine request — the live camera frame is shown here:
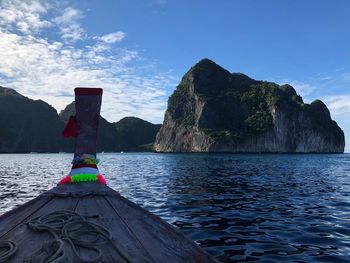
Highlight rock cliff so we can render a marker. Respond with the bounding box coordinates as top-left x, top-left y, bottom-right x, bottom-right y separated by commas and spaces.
113, 117, 162, 151
59, 102, 121, 152
0, 86, 65, 152
59, 102, 161, 152
154, 59, 345, 153
0, 87, 161, 153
